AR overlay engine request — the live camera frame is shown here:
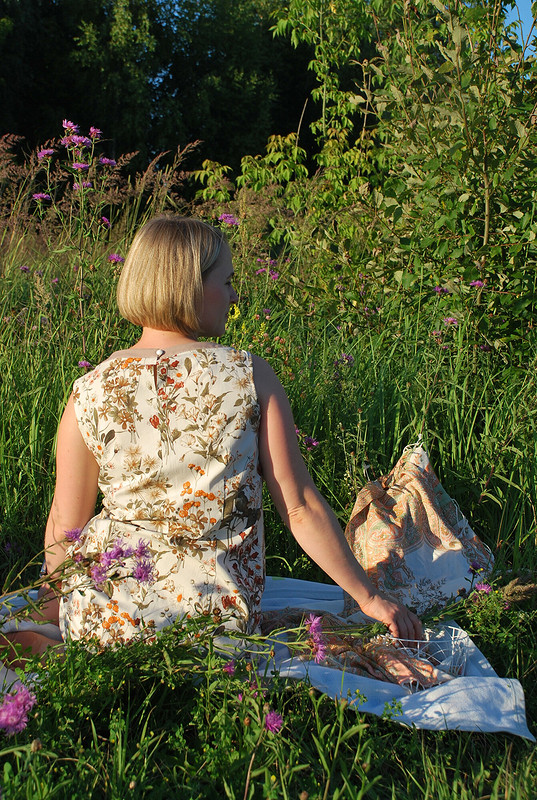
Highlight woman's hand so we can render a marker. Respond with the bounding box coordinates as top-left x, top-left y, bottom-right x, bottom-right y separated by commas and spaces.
359, 593, 423, 641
